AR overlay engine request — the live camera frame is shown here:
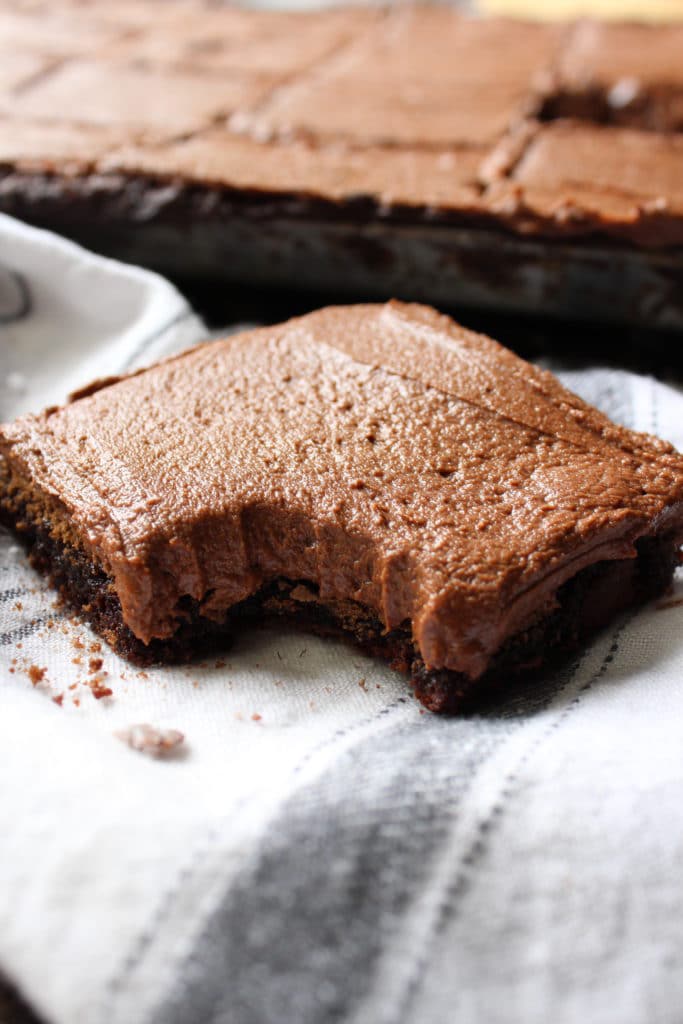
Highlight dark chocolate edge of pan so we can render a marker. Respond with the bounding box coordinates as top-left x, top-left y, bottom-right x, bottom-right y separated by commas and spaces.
3, 167, 683, 331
